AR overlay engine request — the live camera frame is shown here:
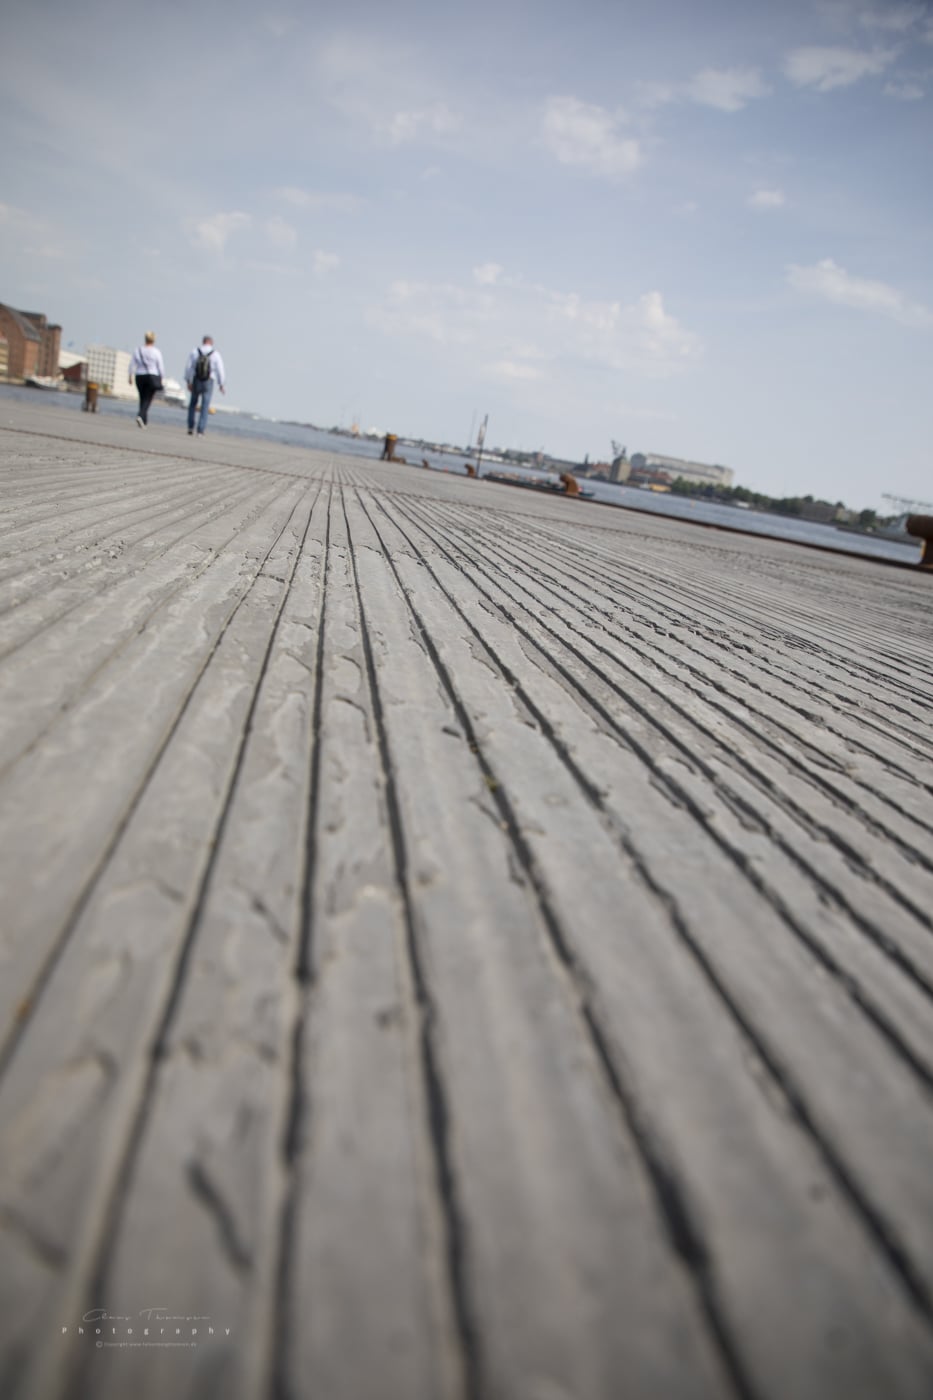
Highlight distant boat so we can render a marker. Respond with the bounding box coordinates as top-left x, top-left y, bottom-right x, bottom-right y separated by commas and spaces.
160, 377, 186, 405
24, 375, 65, 391
483, 471, 594, 500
